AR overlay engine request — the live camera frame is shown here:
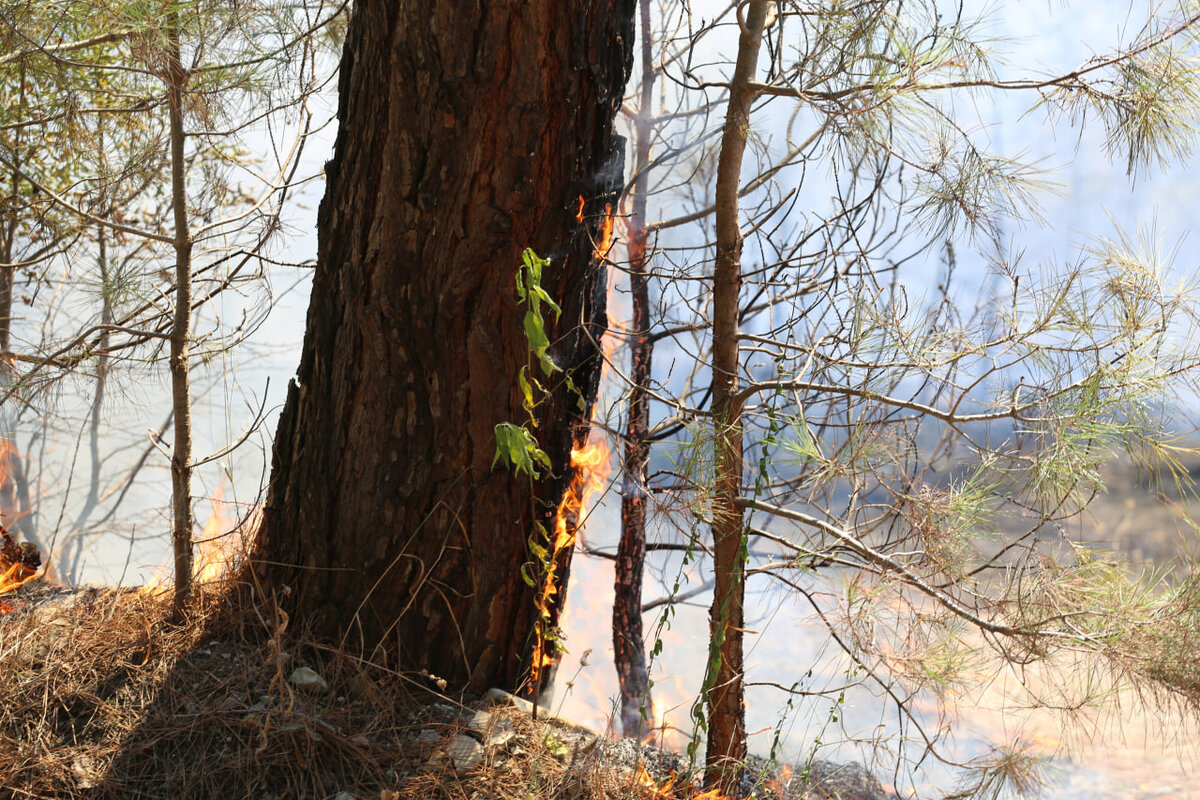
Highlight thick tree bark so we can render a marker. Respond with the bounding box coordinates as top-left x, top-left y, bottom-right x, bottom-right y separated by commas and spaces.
705, 1, 767, 793
255, 0, 634, 693
614, 0, 654, 740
